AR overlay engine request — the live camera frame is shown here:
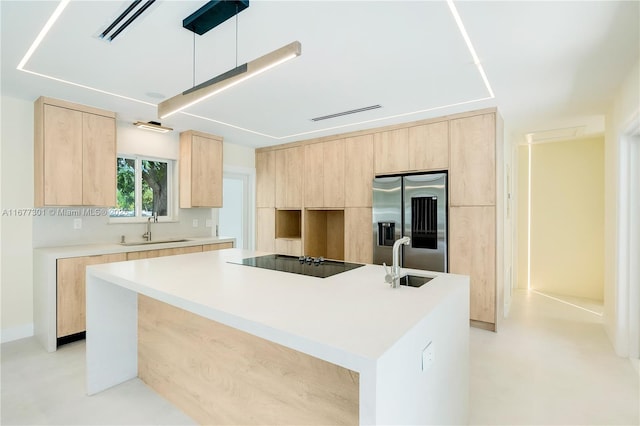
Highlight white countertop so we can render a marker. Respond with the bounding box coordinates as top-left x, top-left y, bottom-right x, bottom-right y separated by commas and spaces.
86, 248, 469, 372
33, 236, 235, 258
